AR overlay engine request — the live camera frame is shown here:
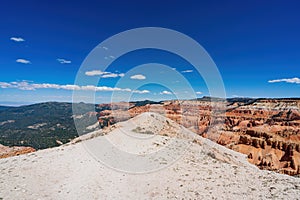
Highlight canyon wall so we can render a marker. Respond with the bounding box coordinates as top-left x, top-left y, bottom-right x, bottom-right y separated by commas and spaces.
96, 98, 300, 176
